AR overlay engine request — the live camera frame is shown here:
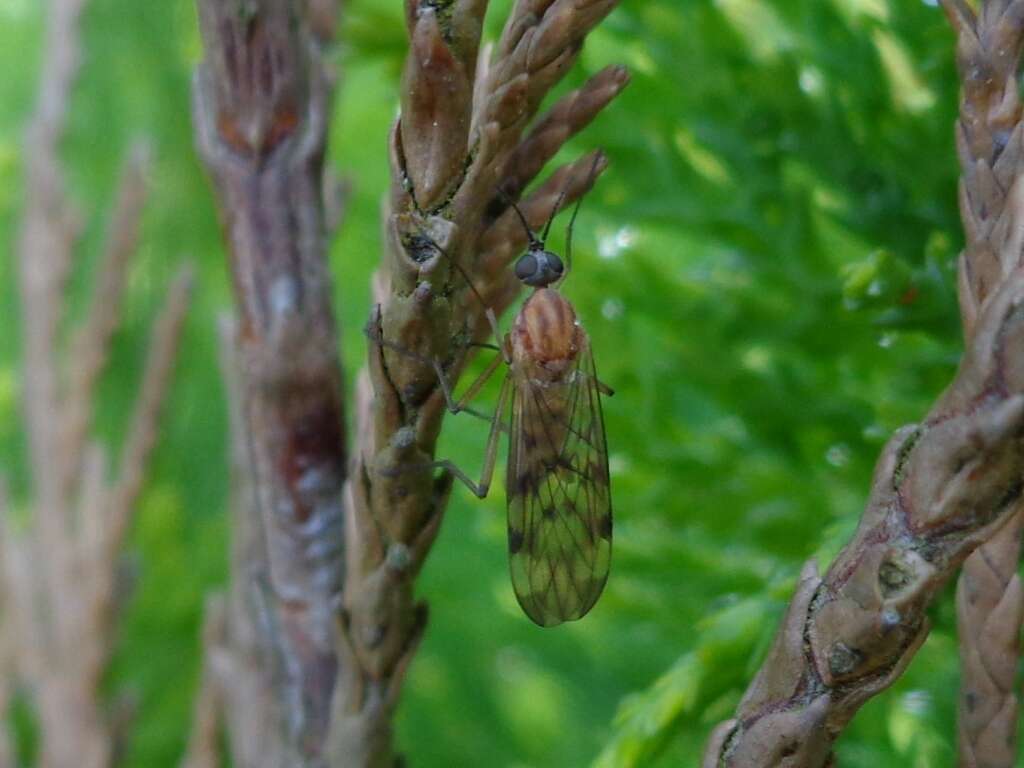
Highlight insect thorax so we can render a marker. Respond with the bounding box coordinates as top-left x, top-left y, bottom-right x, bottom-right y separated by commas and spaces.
511, 288, 582, 373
